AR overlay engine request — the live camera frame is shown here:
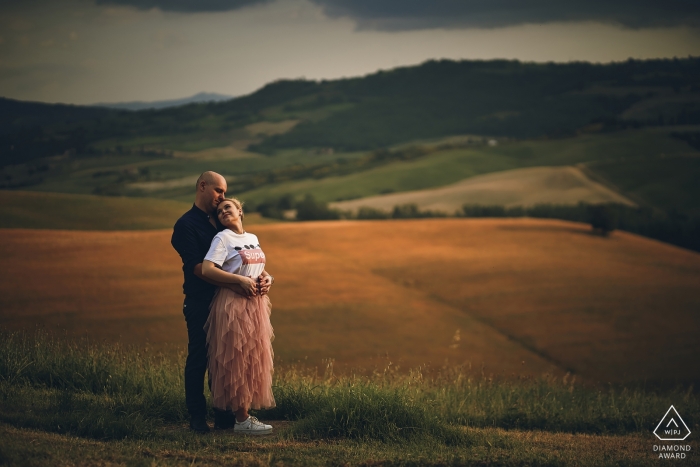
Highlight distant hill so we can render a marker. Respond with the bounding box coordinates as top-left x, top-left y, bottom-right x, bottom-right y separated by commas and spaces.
1, 58, 699, 222
0, 97, 116, 136
92, 92, 233, 111
253, 58, 700, 152
0, 97, 120, 166
2, 57, 700, 166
